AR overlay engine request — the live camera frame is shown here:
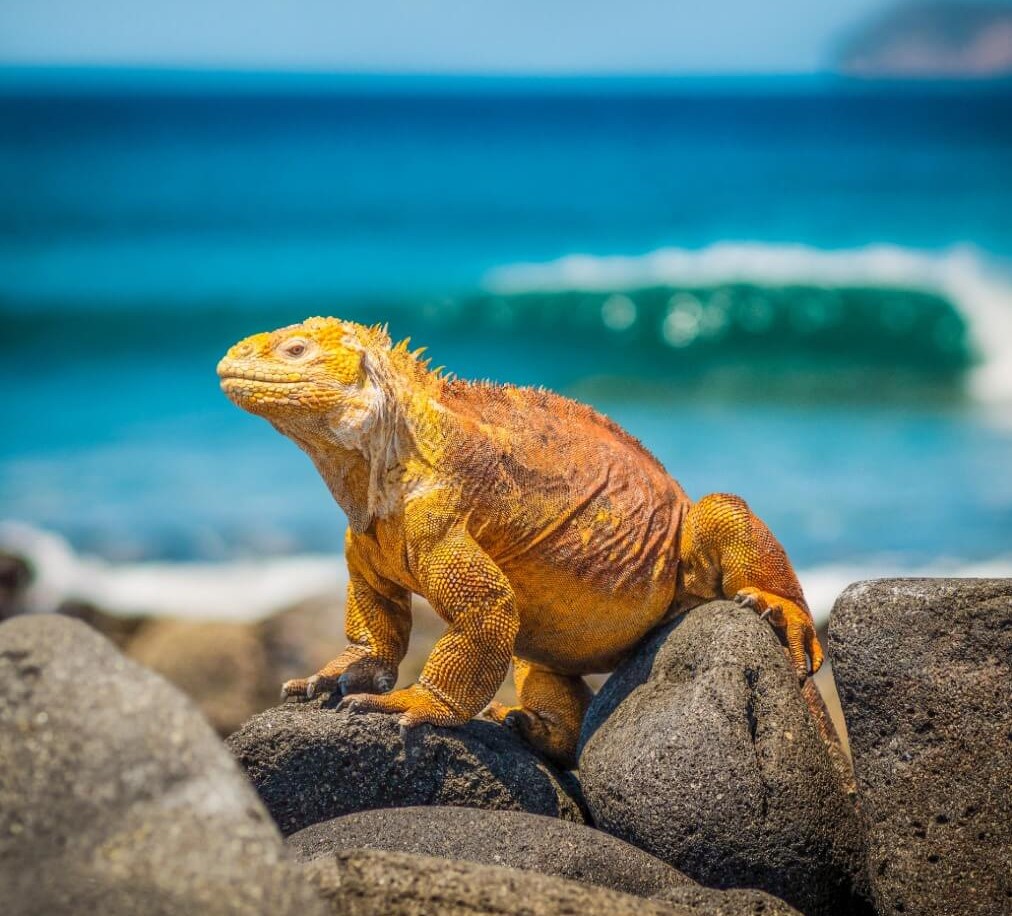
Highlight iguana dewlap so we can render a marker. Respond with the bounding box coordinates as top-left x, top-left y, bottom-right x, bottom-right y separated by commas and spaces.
218, 317, 822, 767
